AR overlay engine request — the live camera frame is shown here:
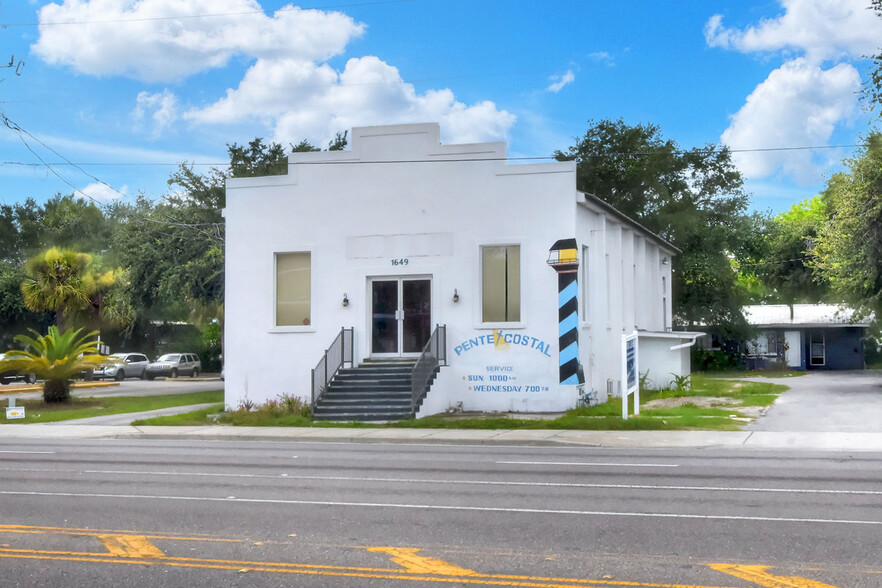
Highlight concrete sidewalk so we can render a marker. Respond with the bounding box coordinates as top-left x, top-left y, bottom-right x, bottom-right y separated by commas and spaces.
2, 420, 882, 451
